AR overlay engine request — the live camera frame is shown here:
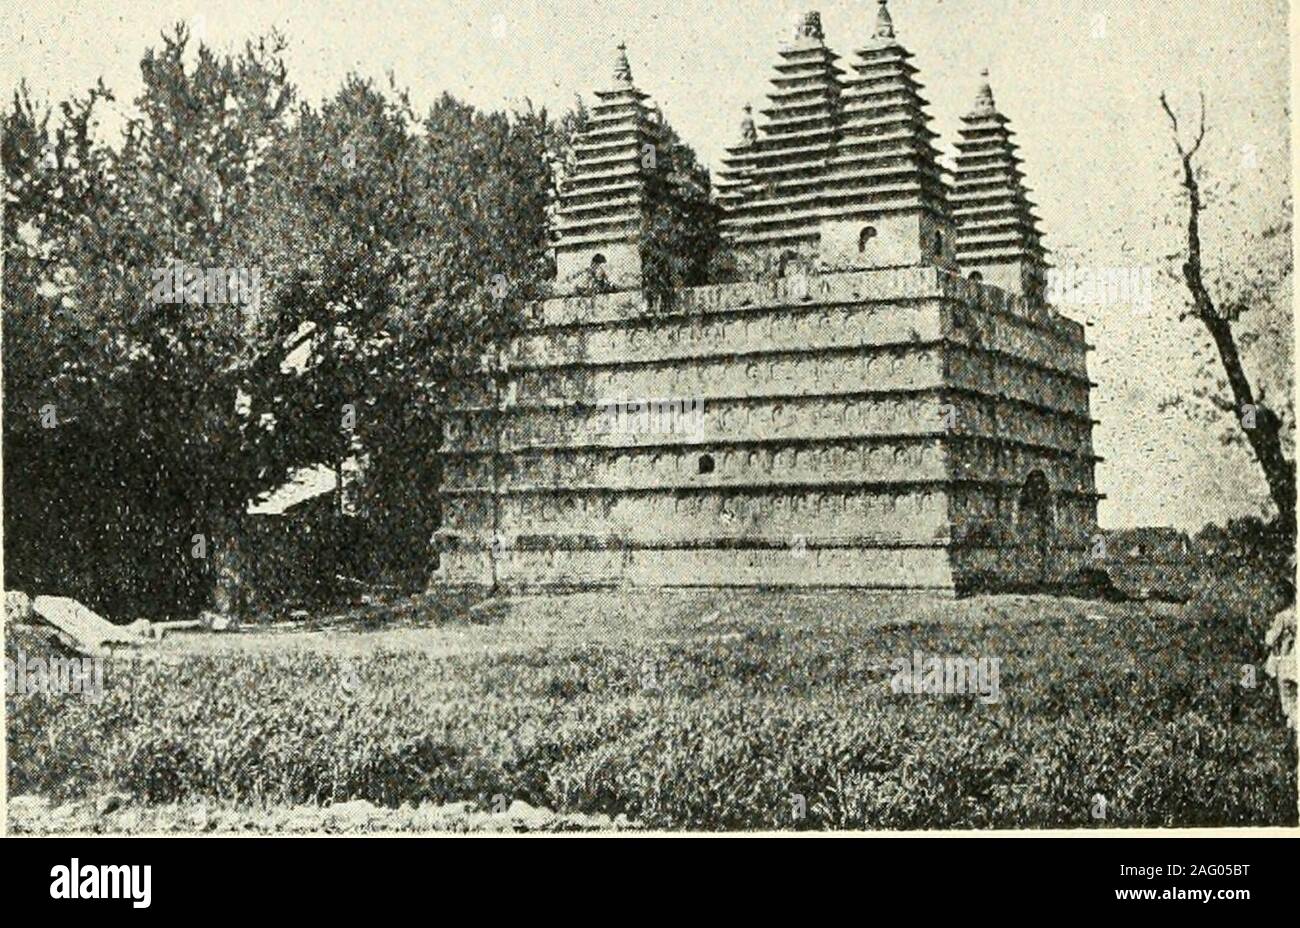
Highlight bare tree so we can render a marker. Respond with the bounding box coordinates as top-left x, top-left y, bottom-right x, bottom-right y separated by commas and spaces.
1160, 91, 1295, 537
